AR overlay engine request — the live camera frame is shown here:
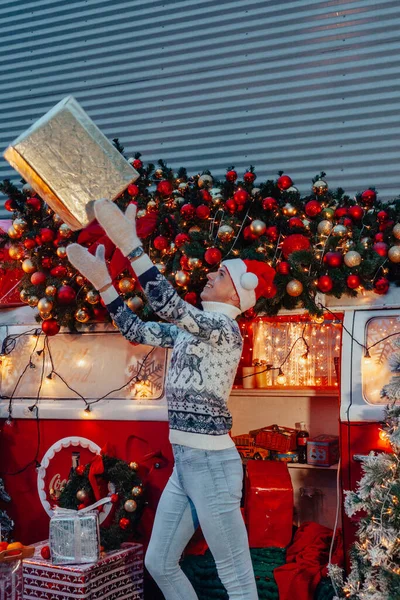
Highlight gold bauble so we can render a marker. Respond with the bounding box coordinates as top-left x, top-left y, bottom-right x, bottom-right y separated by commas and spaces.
154, 263, 166, 274
393, 223, 400, 240
127, 296, 144, 312
7, 226, 21, 239
75, 308, 90, 323
344, 251, 362, 267
124, 499, 137, 513
282, 203, 297, 217
286, 186, 299, 194
286, 279, 303, 297
86, 290, 100, 304
252, 187, 261, 197
189, 226, 201, 235
312, 179, 328, 195
188, 257, 202, 269
118, 277, 135, 293
8, 244, 24, 260
38, 298, 53, 313
249, 219, 267, 236
317, 220, 333, 235
76, 489, 89, 502
198, 174, 213, 188
342, 240, 355, 251
332, 224, 347, 237
19, 289, 29, 303
40, 312, 53, 320
312, 314, 325, 324
53, 214, 63, 226
59, 224, 71, 238
13, 218, 28, 233
217, 224, 234, 242
22, 258, 36, 274
131, 486, 143, 497
129, 461, 139, 471
321, 207, 335, 220
56, 246, 67, 259
147, 200, 157, 212
27, 295, 39, 307
388, 246, 400, 263
175, 270, 190, 286
137, 209, 147, 218
154, 168, 164, 179
22, 183, 34, 195
75, 275, 85, 286
45, 285, 57, 296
